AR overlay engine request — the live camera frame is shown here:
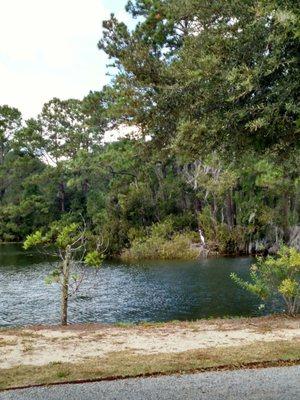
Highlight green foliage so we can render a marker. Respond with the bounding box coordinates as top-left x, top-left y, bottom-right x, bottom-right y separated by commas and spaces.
100, 0, 300, 156
0, 105, 22, 161
198, 207, 247, 254
121, 218, 199, 261
84, 251, 104, 268
55, 223, 80, 249
23, 231, 44, 250
231, 246, 300, 315
24, 221, 103, 318
23, 222, 80, 250
198, 207, 215, 243
3, 124, 299, 258
44, 269, 61, 285
23, 219, 104, 325
23, 220, 104, 271
0, 0, 299, 263
38, 97, 106, 160
150, 218, 174, 240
